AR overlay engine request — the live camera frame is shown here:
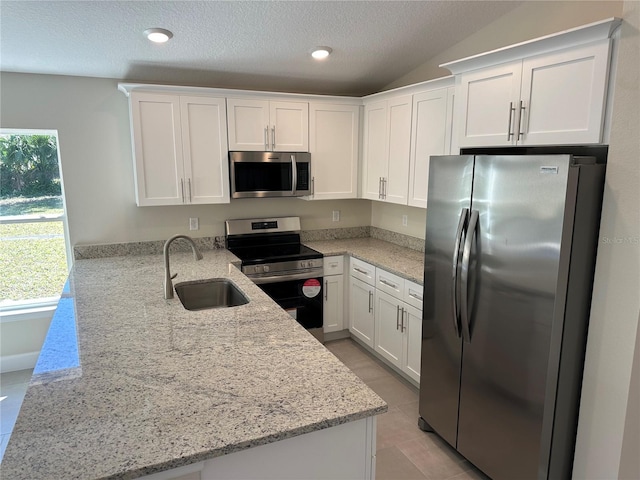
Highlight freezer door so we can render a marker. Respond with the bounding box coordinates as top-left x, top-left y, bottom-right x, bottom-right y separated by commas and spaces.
456, 155, 571, 479
419, 155, 474, 447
